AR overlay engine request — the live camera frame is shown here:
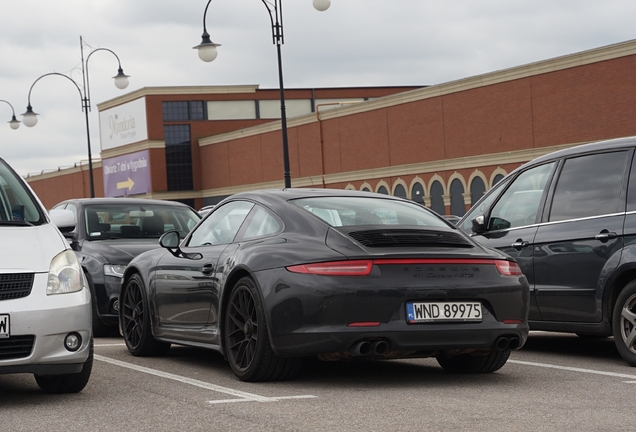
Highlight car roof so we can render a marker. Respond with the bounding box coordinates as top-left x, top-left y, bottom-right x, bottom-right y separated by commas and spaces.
57, 197, 192, 208
227, 188, 410, 203
519, 136, 636, 170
